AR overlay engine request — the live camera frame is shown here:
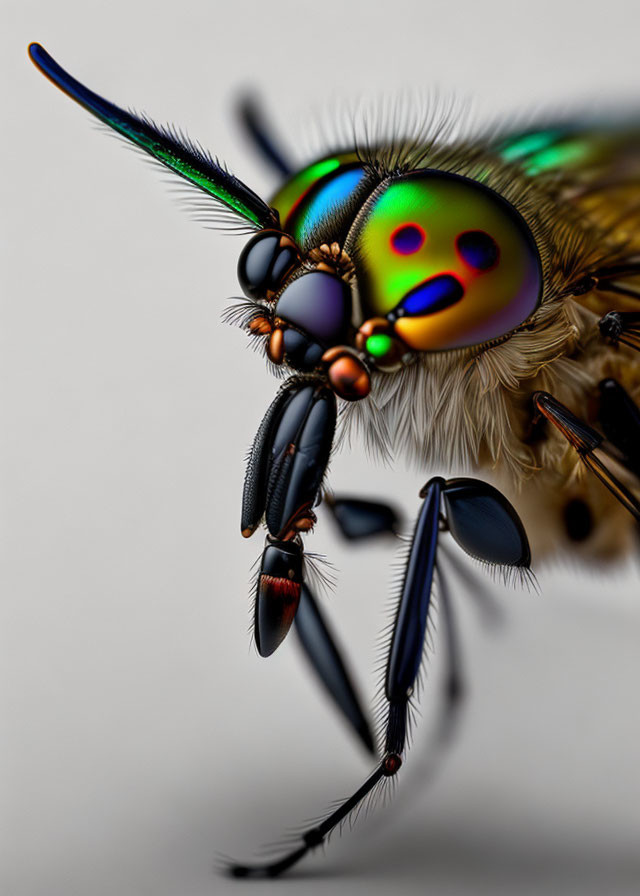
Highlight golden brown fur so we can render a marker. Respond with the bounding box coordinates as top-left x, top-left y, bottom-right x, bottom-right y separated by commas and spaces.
339, 130, 640, 561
